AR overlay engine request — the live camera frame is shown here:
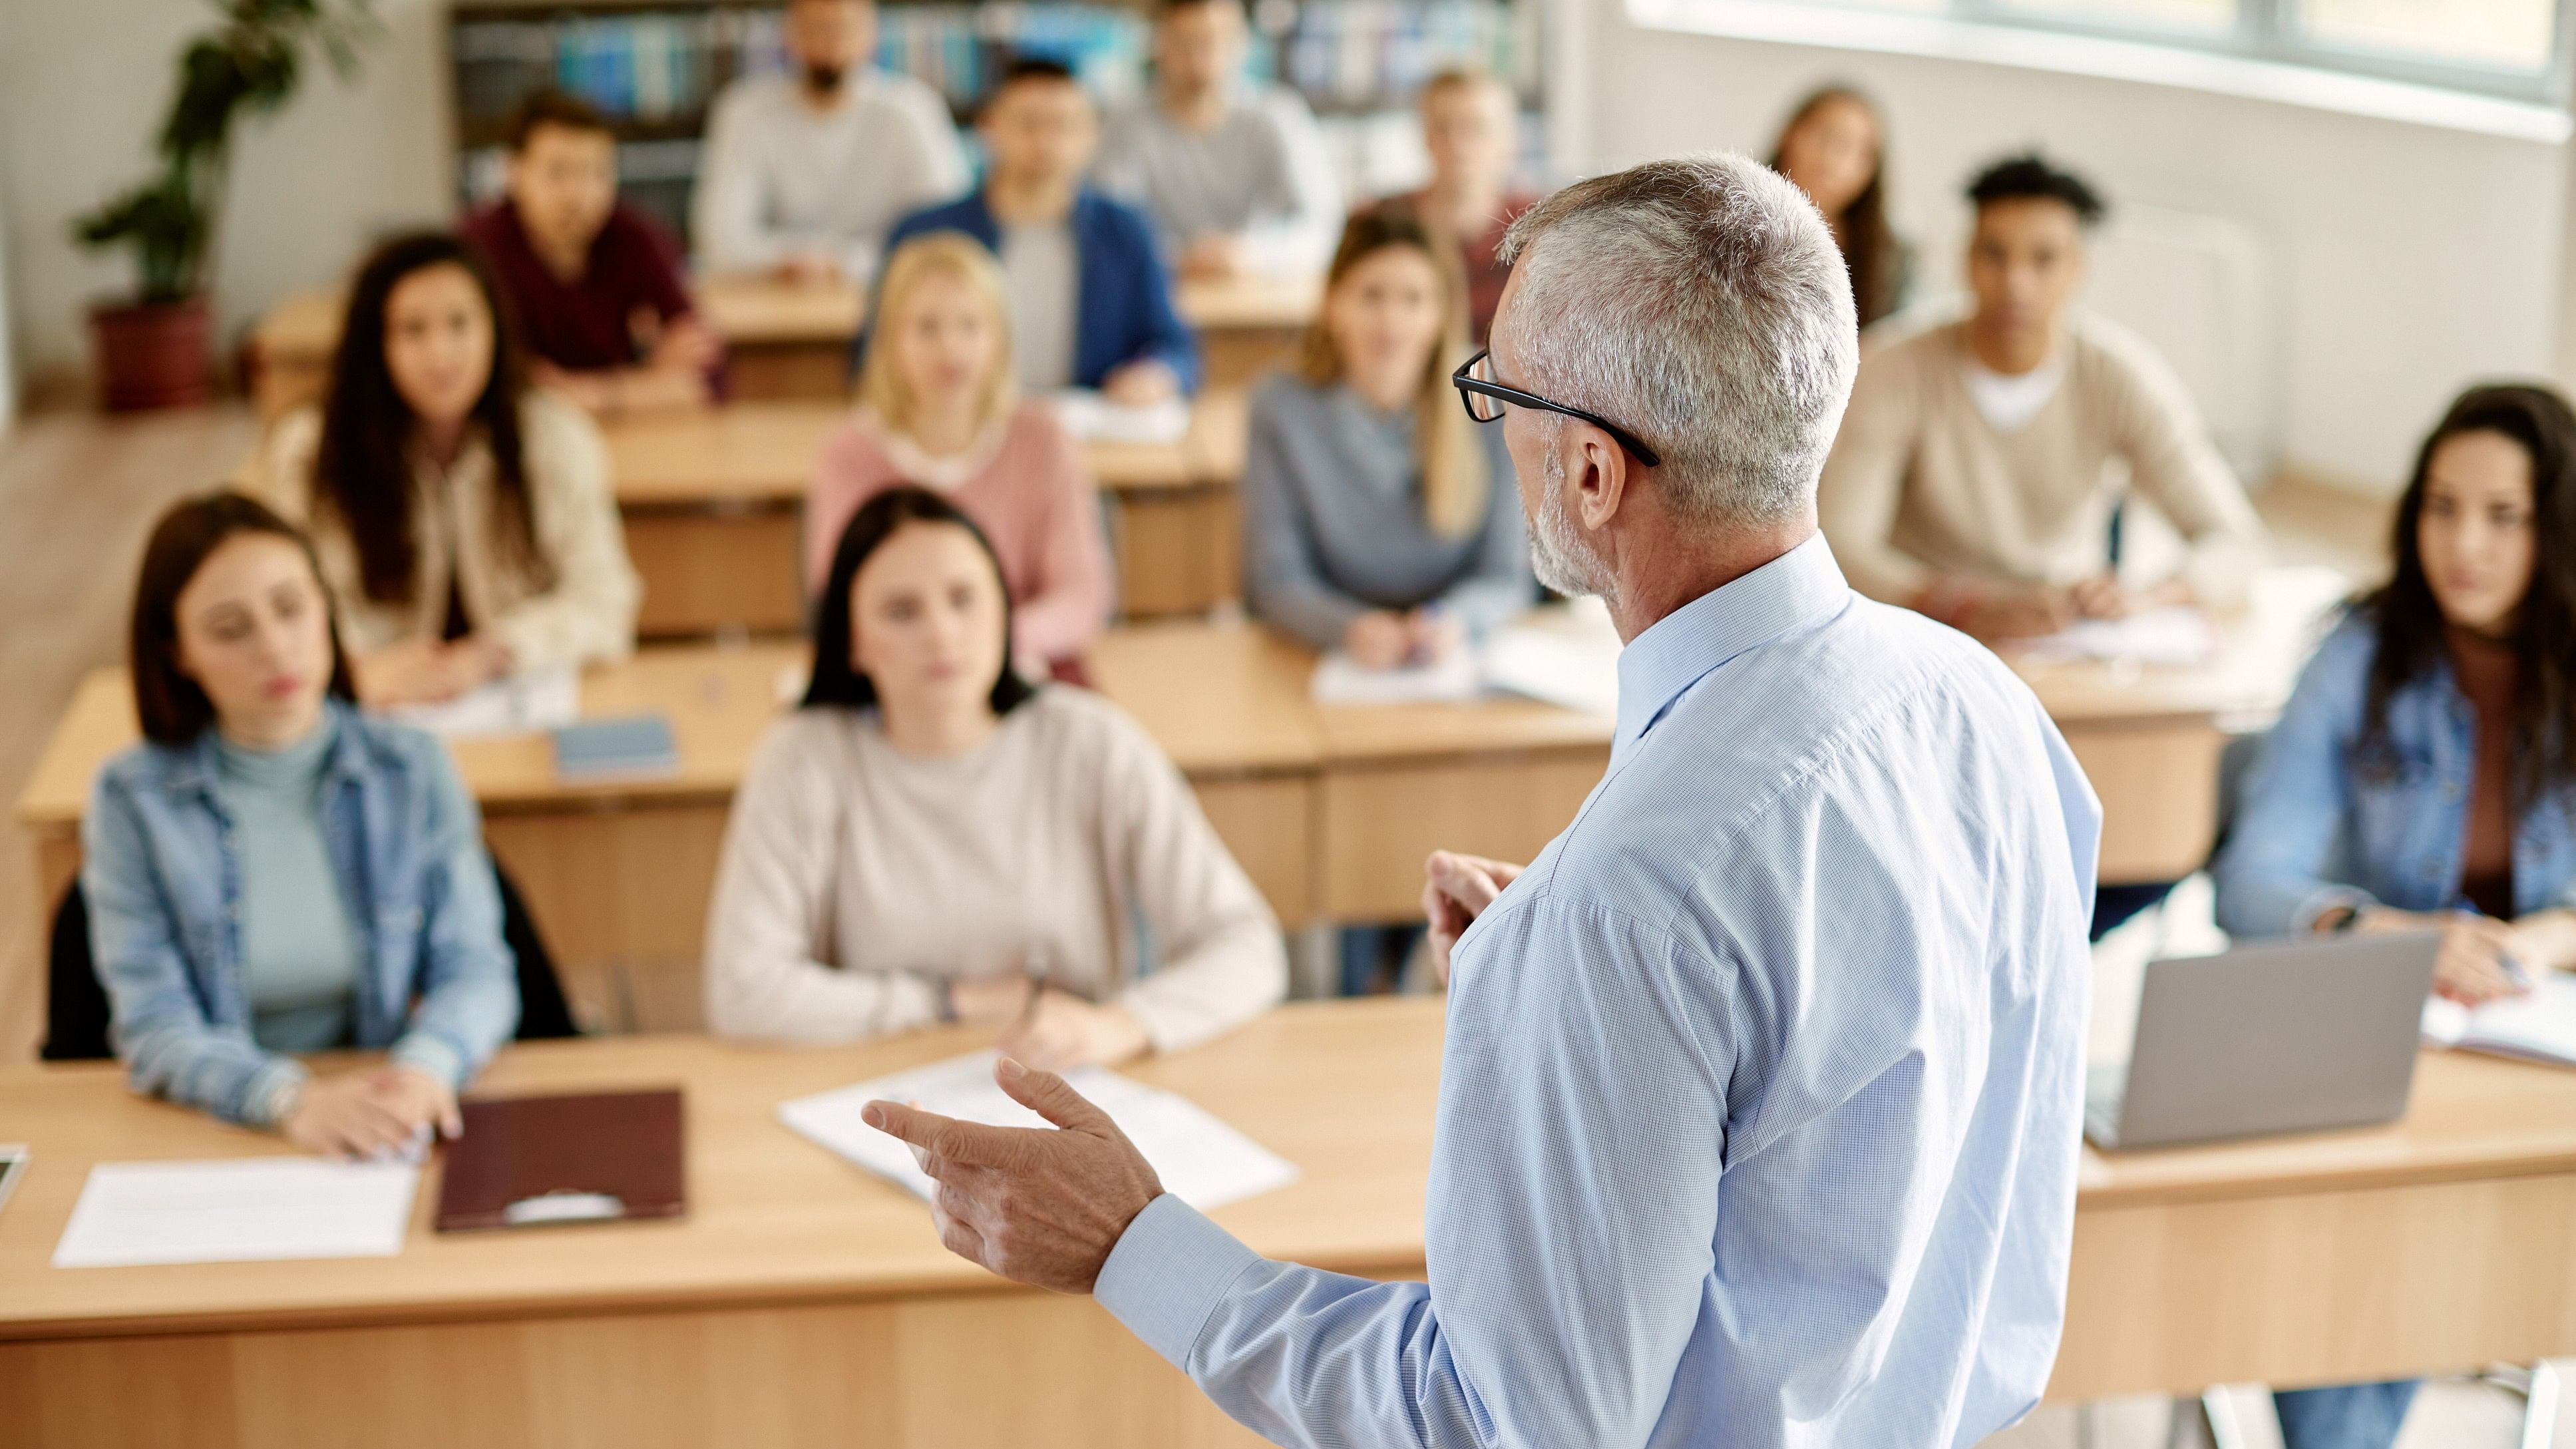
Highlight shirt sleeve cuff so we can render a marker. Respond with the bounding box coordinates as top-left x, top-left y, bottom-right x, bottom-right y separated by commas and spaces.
252, 1058, 313, 1129
2293, 883, 2377, 935
1093, 1193, 1265, 1370
389, 1034, 468, 1090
